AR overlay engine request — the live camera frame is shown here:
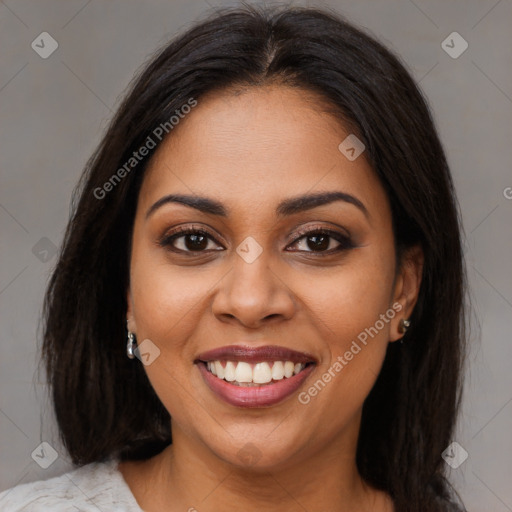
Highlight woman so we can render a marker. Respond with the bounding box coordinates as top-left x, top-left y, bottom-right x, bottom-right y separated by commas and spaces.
0, 4, 467, 511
